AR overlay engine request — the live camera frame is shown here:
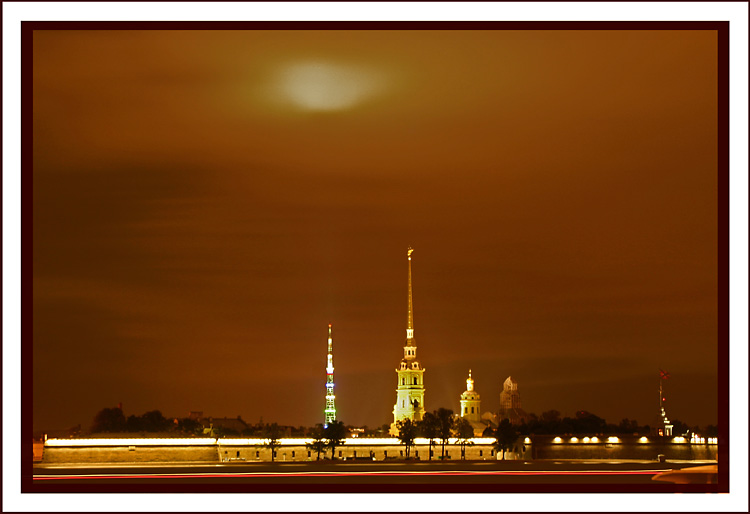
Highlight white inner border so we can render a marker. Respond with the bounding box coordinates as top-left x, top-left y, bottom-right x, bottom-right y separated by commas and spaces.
3, 2, 748, 512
